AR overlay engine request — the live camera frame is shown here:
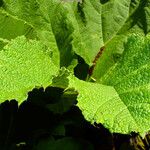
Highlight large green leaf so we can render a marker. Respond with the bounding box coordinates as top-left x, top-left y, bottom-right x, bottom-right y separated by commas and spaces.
2, 0, 150, 69
0, 36, 57, 104
92, 0, 150, 79
68, 75, 142, 134
60, 0, 149, 65
100, 35, 149, 84
68, 35, 150, 135
100, 35, 150, 134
